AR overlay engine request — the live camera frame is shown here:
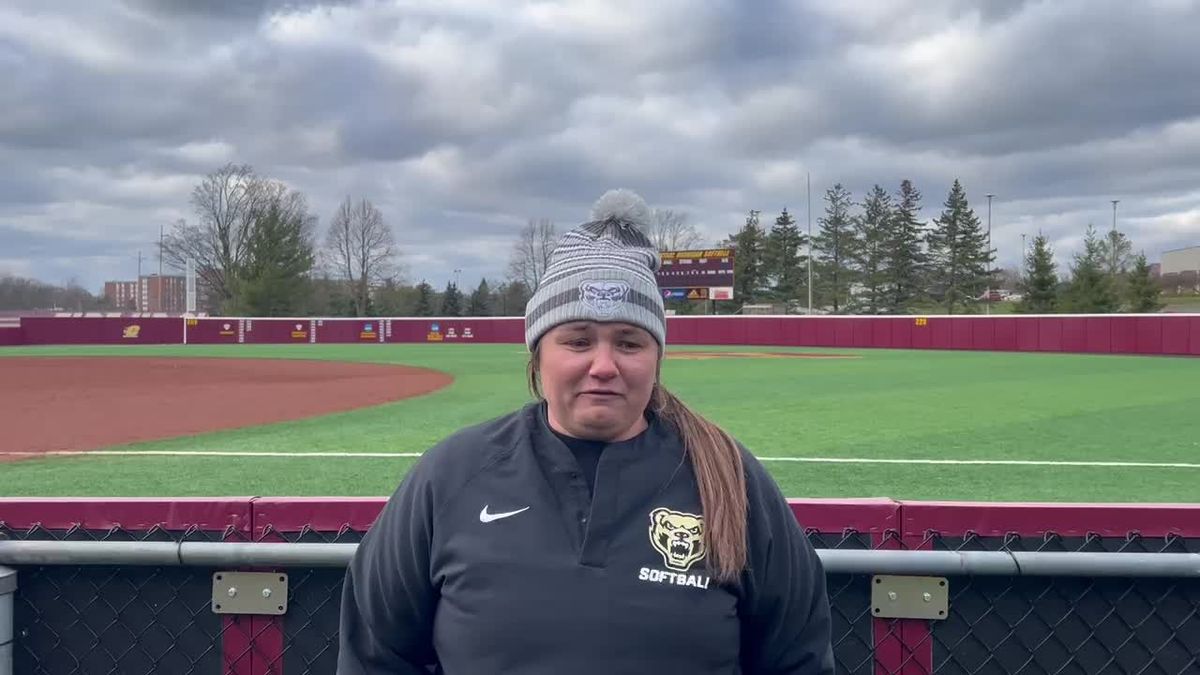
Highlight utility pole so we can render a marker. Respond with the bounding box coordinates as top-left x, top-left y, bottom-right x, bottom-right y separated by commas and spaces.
137, 250, 143, 312
806, 171, 813, 315
1021, 232, 1027, 283
158, 224, 164, 312
1111, 199, 1119, 276
986, 194, 994, 315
